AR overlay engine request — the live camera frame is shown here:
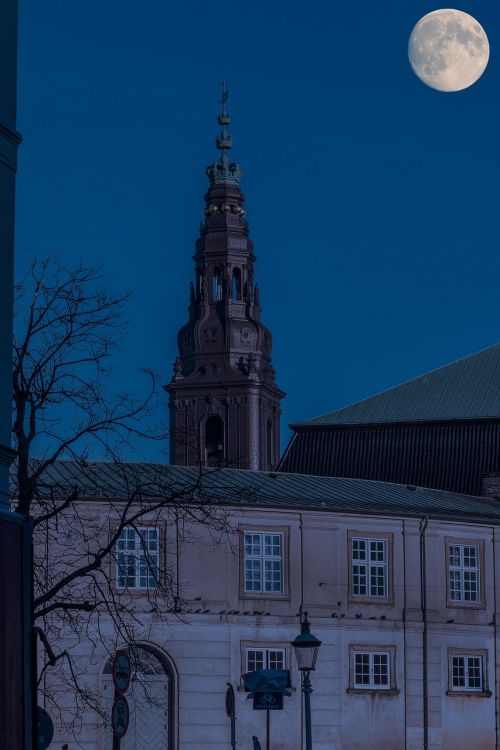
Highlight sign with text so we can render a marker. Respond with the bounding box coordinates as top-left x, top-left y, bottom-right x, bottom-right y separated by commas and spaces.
252, 691, 283, 711
112, 650, 131, 694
